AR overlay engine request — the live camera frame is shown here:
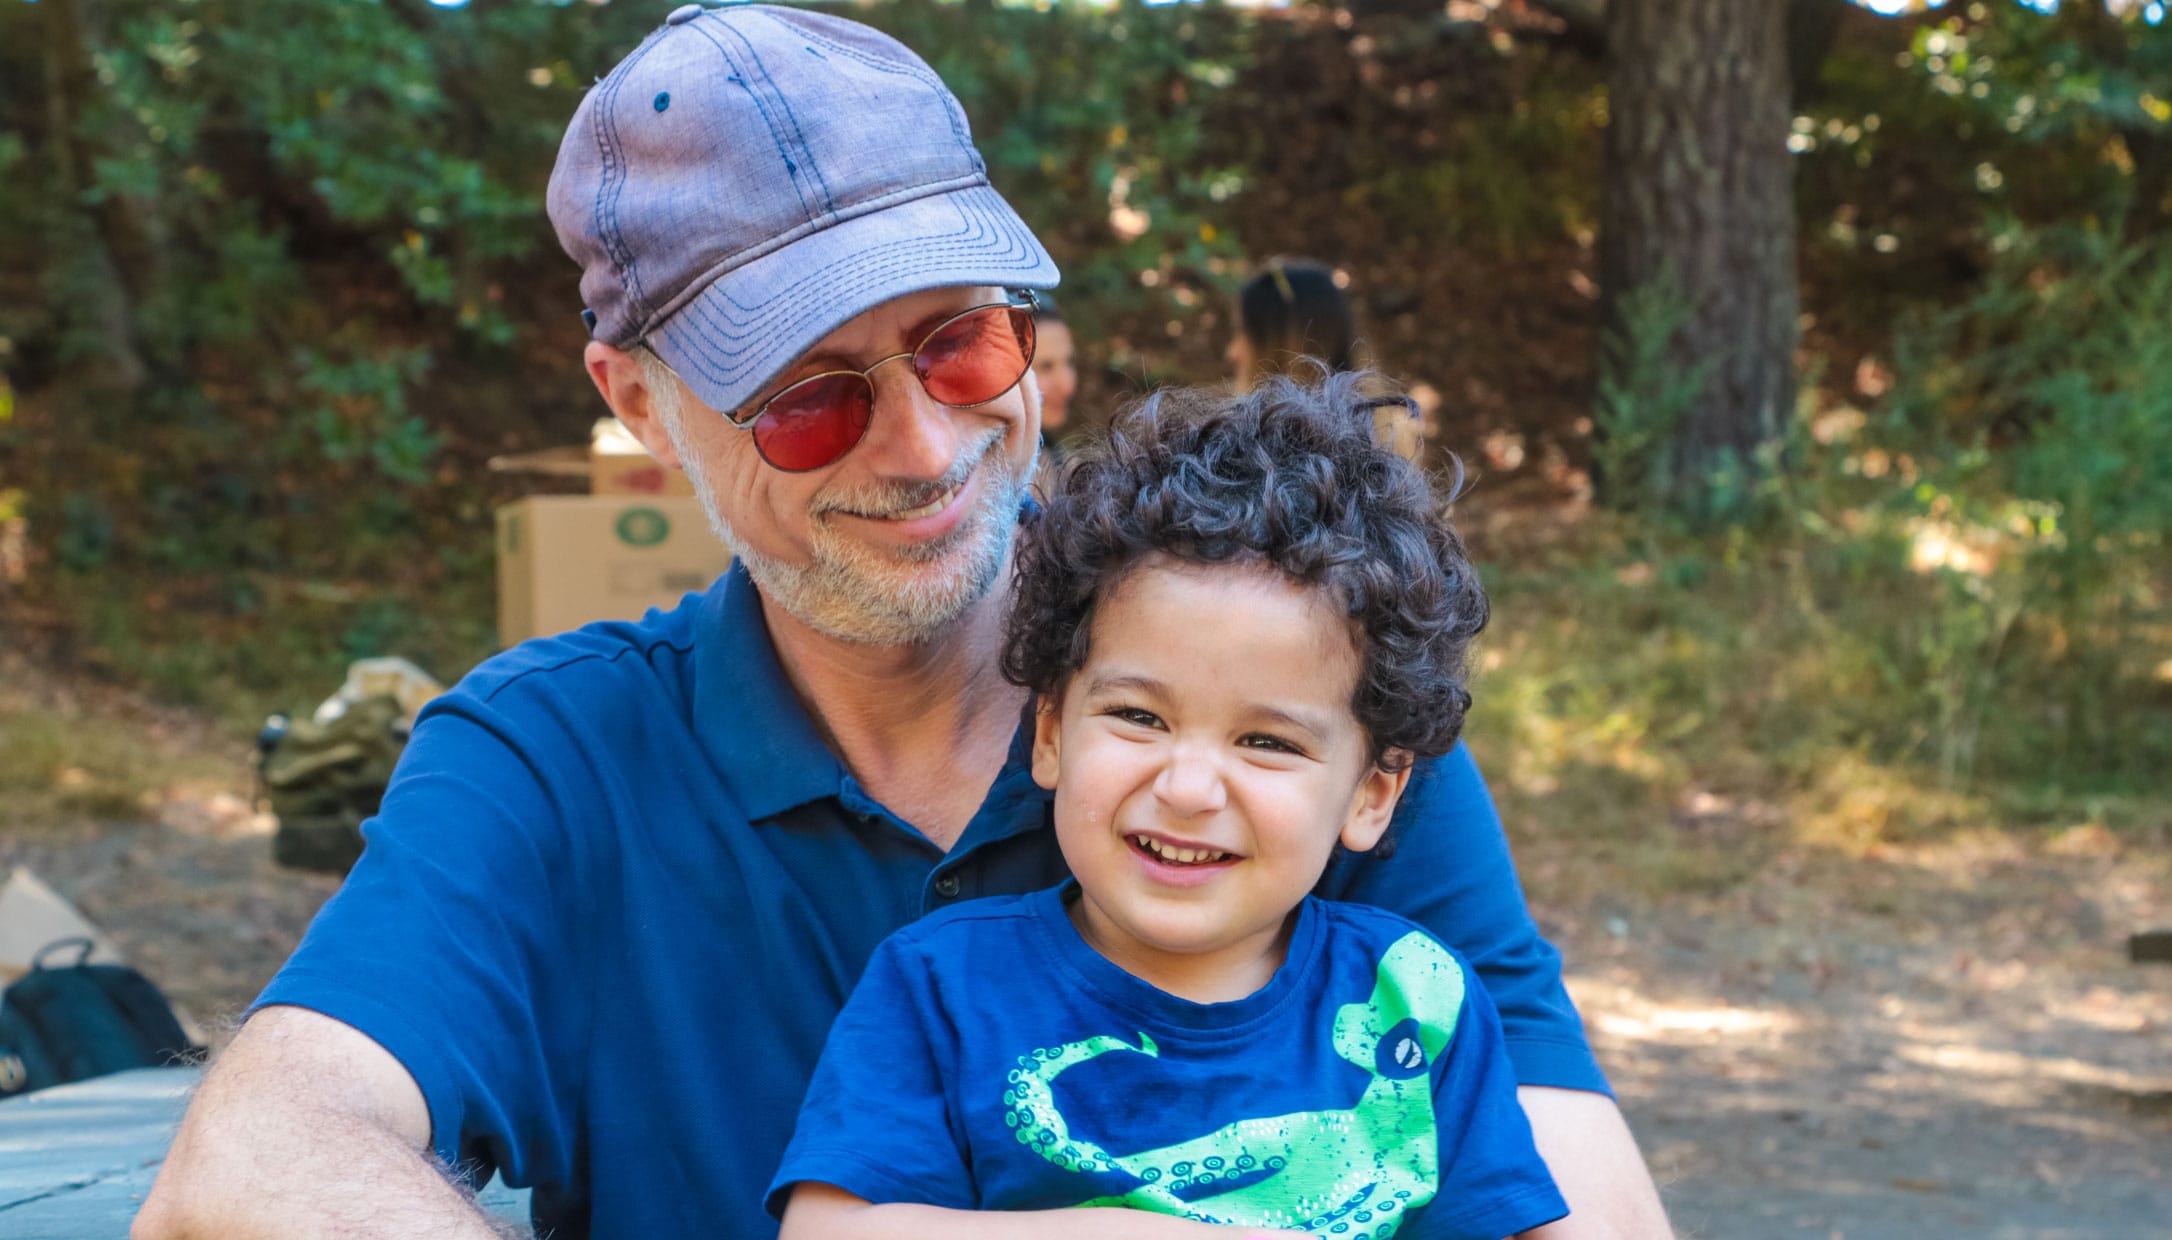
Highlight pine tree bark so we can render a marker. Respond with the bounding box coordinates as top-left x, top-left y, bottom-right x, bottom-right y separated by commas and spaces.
1595, 0, 1796, 508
